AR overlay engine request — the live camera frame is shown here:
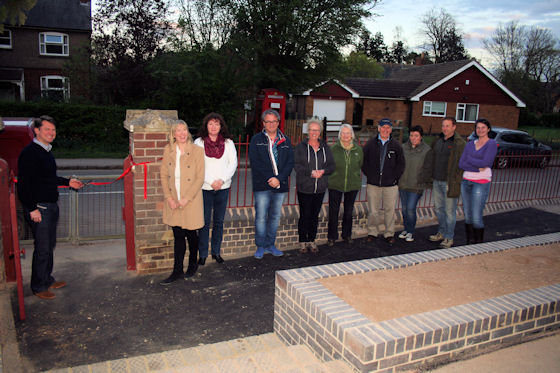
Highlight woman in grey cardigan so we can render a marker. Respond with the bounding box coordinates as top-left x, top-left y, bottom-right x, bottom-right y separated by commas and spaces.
294, 118, 335, 253
398, 126, 433, 242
